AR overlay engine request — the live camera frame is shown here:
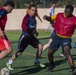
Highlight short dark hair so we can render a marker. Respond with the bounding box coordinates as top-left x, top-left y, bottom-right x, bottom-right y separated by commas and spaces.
28, 4, 36, 9
65, 4, 74, 12
3, 1, 15, 8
